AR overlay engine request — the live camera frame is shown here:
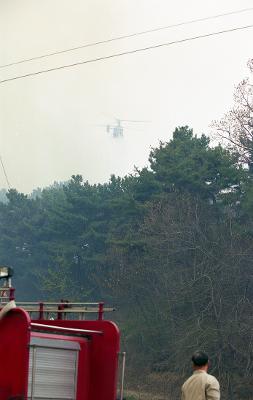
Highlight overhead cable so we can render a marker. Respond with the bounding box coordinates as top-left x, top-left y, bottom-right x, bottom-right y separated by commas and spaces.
1, 6, 253, 69
0, 23, 253, 85
0, 156, 11, 189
